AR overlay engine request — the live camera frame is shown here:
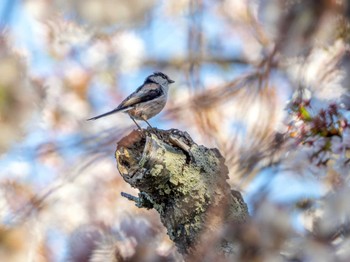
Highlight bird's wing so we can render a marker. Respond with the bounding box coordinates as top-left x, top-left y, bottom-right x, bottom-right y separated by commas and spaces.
86, 83, 163, 121
117, 83, 163, 110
